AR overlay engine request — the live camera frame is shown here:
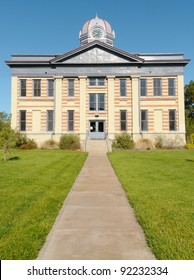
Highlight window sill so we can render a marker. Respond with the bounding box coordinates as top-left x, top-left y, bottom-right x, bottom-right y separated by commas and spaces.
88, 85, 106, 88
89, 110, 105, 112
